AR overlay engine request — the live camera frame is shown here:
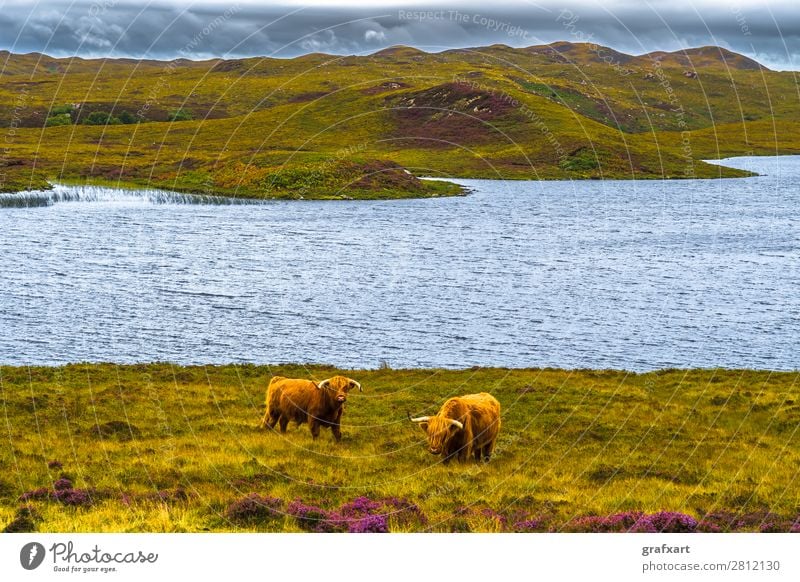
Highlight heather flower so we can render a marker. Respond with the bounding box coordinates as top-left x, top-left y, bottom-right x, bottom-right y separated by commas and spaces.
637, 512, 698, 533
759, 521, 787, 533
19, 488, 51, 502
225, 494, 282, 524
565, 511, 644, 533
53, 478, 73, 491
287, 500, 345, 533
53, 488, 93, 507
348, 514, 389, 533
479, 508, 508, 526
700, 511, 784, 532
513, 519, 546, 532
285, 496, 426, 532
565, 511, 697, 533
47, 460, 63, 470
339, 496, 383, 517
